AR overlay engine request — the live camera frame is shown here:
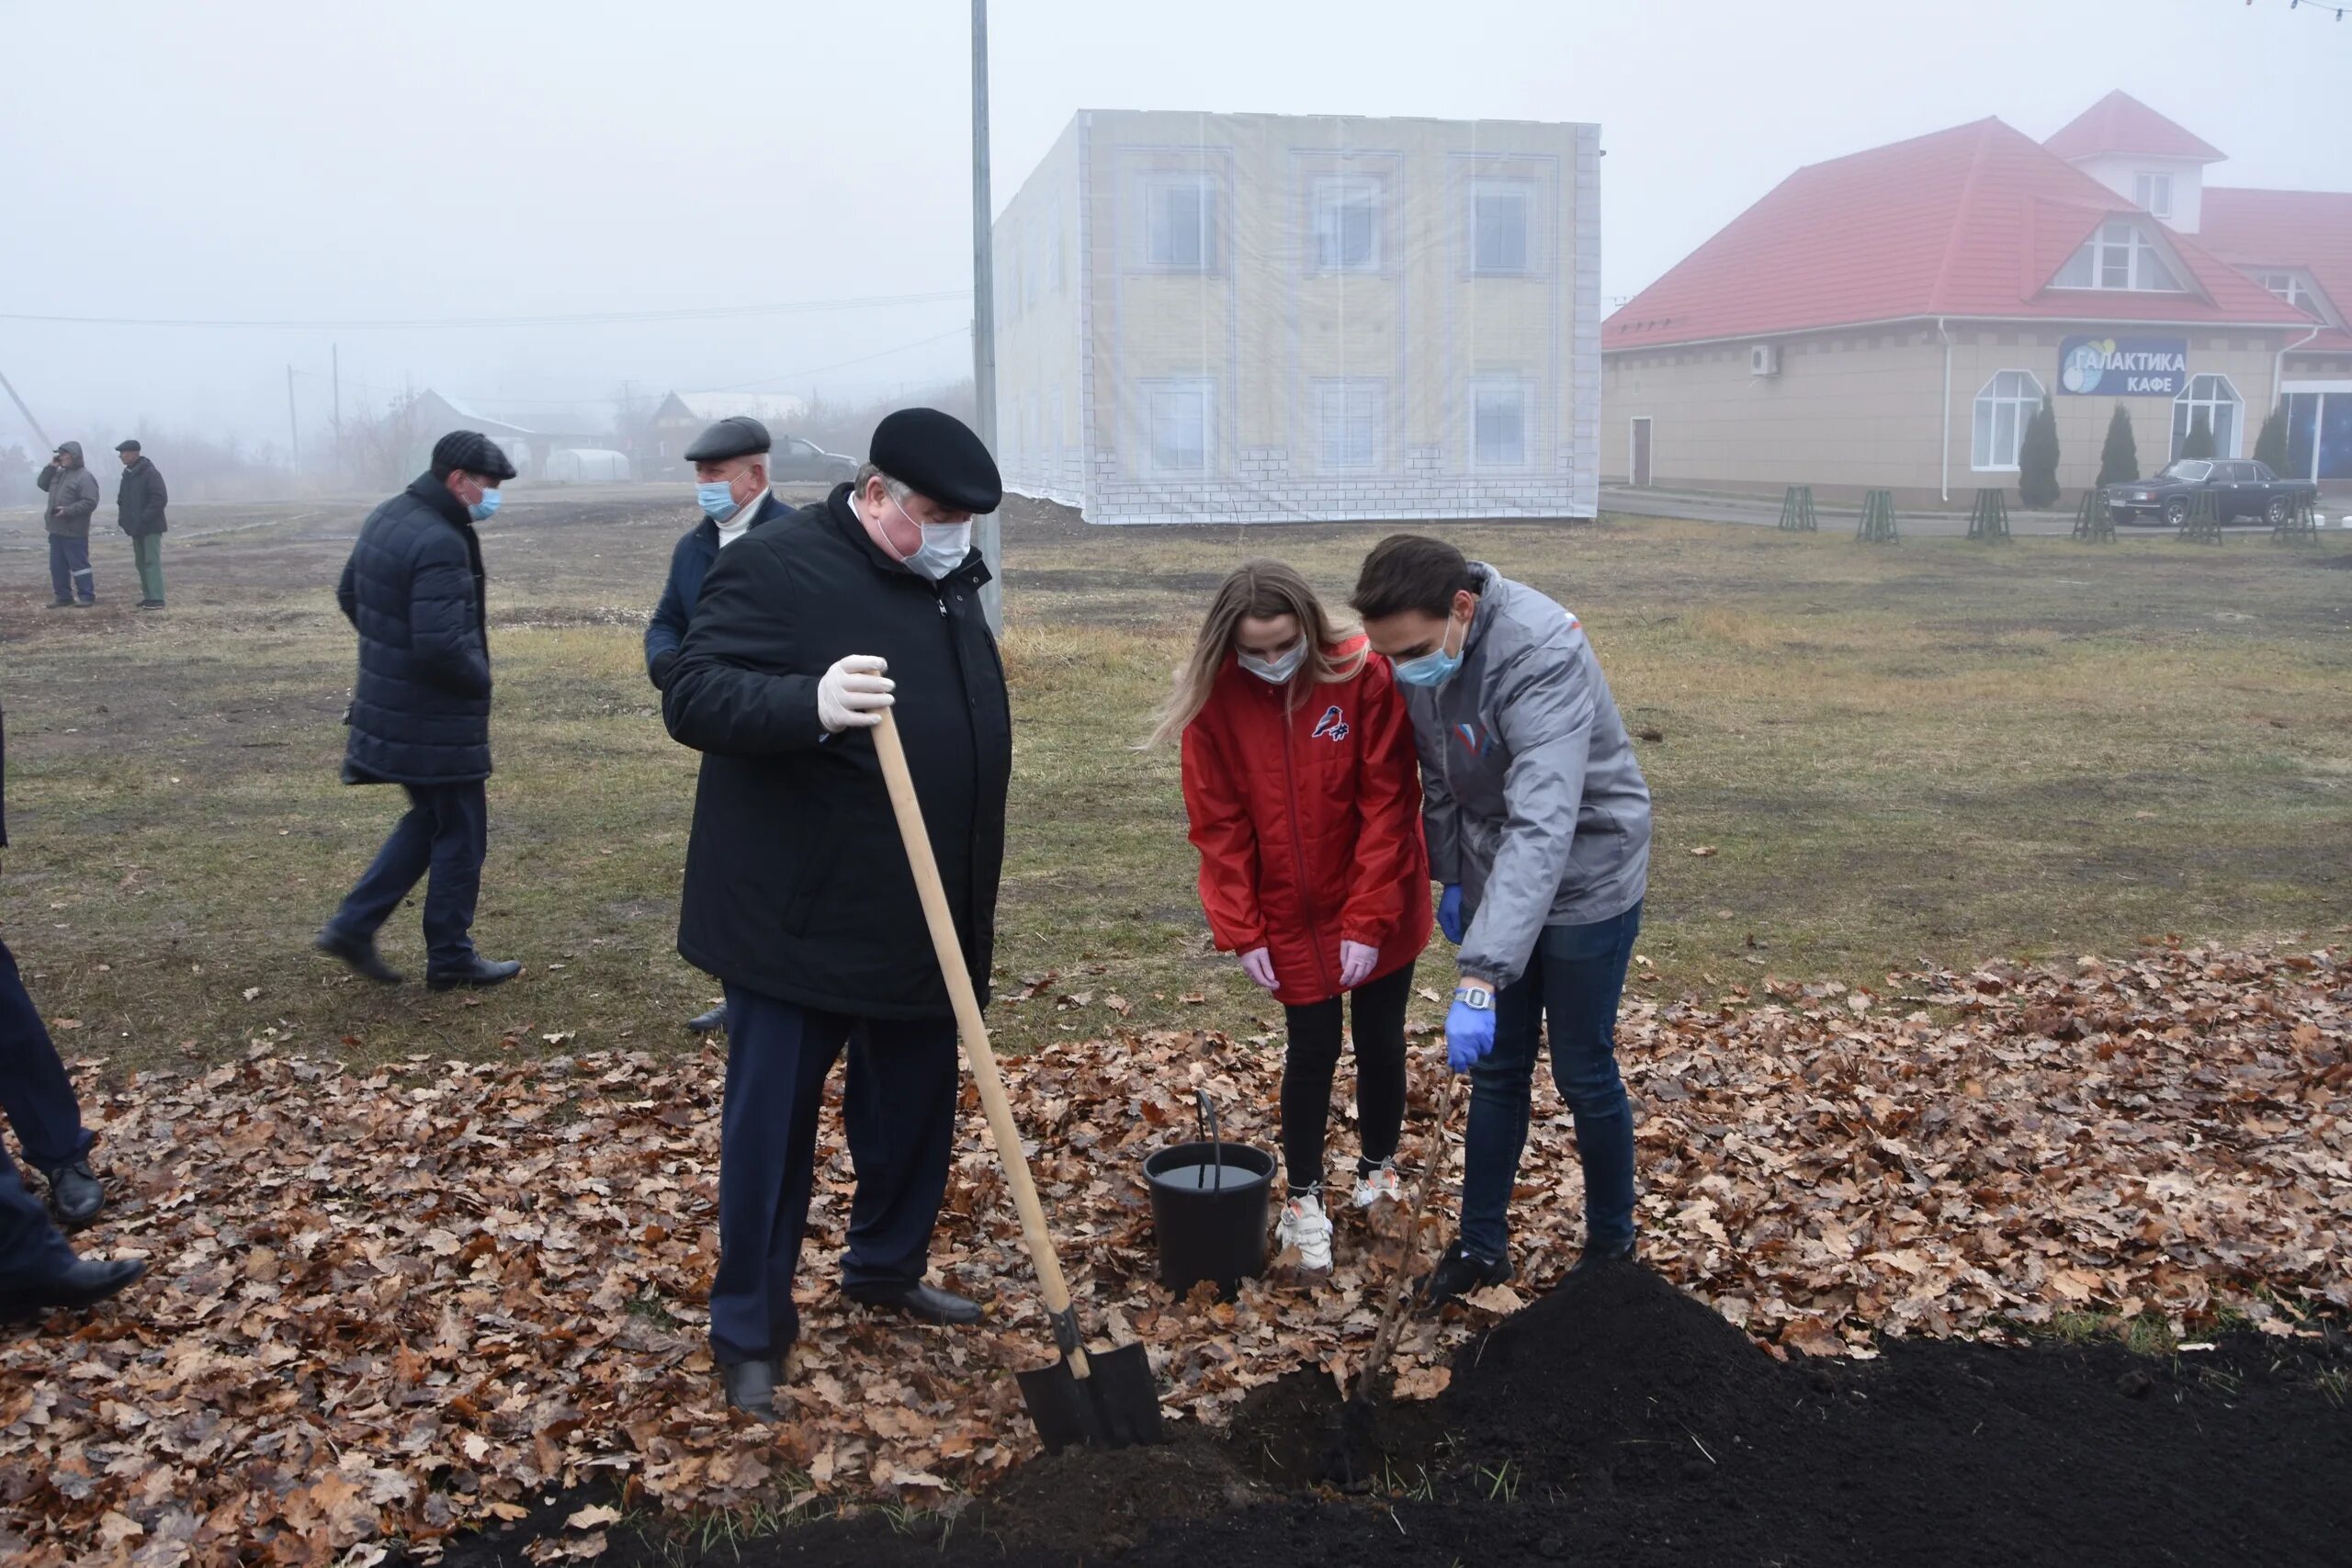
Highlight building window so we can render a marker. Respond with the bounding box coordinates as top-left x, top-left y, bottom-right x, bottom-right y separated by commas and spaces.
2171, 373, 2243, 460
1310, 176, 1383, 273
1971, 369, 2045, 471
1316, 380, 1385, 469
2134, 171, 2173, 219
1468, 179, 1534, 275
1050, 197, 1067, 293
1469, 378, 1530, 468
2256, 270, 2322, 320
1144, 380, 1214, 473
1143, 175, 1216, 271
1023, 223, 1039, 309
2052, 220, 2183, 292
